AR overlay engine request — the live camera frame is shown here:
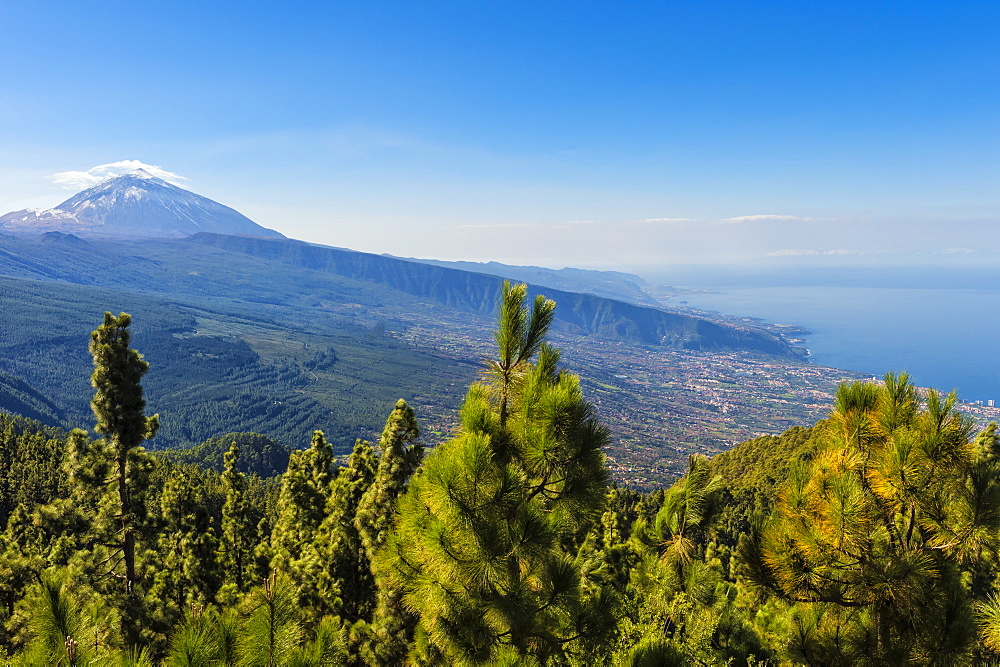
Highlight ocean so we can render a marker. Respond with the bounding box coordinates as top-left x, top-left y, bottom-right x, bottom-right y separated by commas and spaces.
646, 266, 1000, 403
